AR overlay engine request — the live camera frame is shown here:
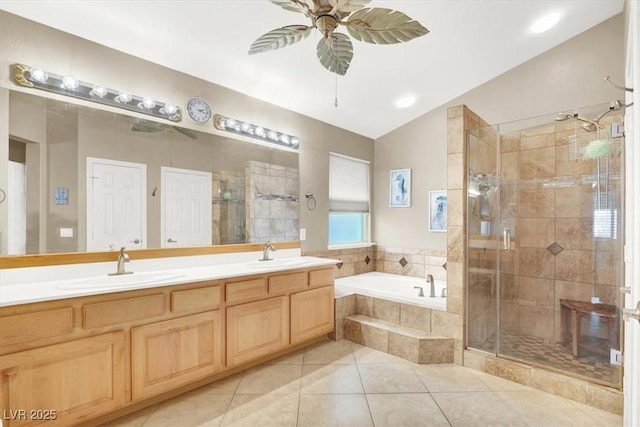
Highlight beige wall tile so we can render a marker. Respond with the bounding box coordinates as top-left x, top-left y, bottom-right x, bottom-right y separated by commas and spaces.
388, 332, 419, 363
517, 186, 556, 218
595, 251, 619, 285
405, 263, 425, 278
517, 218, 555, 248
555, 185, 593, 218
586, 383, 623, 415
532, 369, 587, 403
400, 304, 431, 333
344, 318, 362, 344
372, 298, 400, 324
555, 250, 595, 283
447, 226, 464, 263
360, 323, 389, 352
419, 337, 454, 364
518, 305, 554, 340
485, 357, 533, 386
555, 280, 595, 310
447, 106, 464, 119
447, 261, 463, 300
447, 153, 464, 190
520, 124, 556, 137
518, 247, 555, 279
517, 276, 554, 308
462, 350, 487, 372
556, 144, 597, 176
520, 132, 556, 151
342, 294, 357, 318
447, 189, 463, 226
356, 295, 373, 316
501, 132, 520, 153
447, 296, 464, 315
501, 151, 519, 180
431, 311, 462, 340
383, 260, 404, 275
556, 217, 593, 250
520, 146, 556, 180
